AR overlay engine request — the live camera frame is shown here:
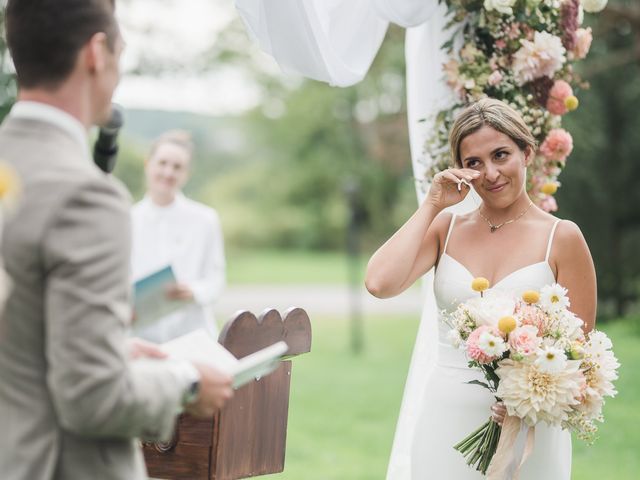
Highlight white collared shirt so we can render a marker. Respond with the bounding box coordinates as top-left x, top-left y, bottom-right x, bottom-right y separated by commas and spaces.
131, 193, 226, 343
9, 101, 90, 157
